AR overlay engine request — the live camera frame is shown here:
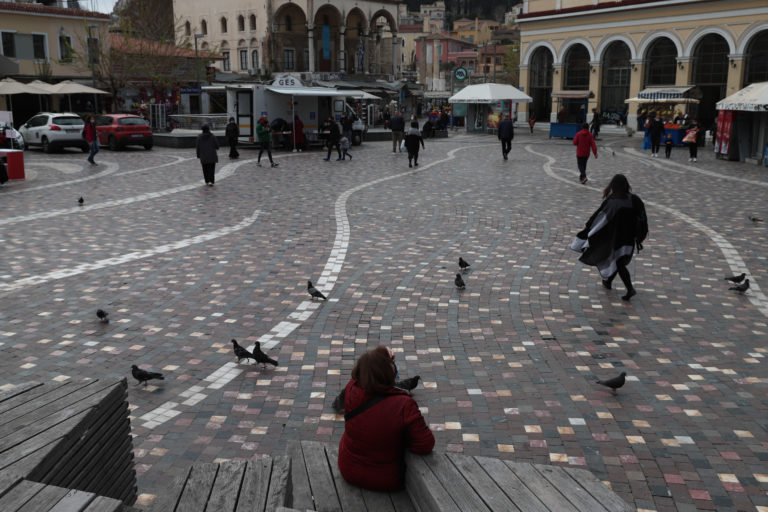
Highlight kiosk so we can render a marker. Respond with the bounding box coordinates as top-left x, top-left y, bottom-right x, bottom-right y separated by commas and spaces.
550, 90, 593, 139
